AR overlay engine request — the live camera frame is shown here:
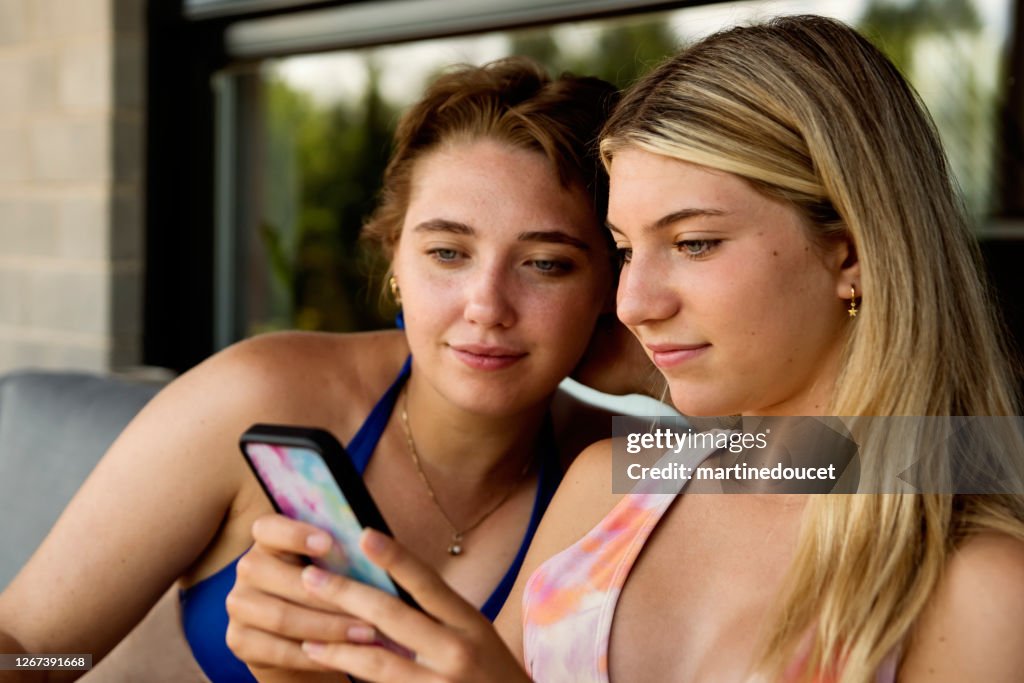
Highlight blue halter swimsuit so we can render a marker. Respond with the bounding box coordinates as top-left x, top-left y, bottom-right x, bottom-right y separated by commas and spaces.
180, 357, 563, 682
